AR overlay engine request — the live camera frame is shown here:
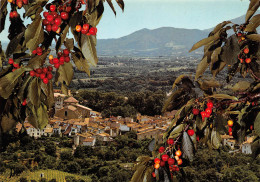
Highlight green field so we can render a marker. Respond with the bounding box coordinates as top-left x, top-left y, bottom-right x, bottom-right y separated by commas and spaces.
0, 169, 91, 182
